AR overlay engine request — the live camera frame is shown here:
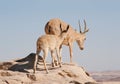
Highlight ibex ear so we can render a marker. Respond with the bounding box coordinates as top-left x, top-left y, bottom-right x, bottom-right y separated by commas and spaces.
80, 30, 82, 33
60, 23, 62, 32
63, 25, 69, 32
60, 23, 62, 29
66, 25, 69, 30
84, 29, 89, 33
